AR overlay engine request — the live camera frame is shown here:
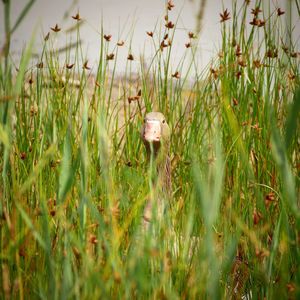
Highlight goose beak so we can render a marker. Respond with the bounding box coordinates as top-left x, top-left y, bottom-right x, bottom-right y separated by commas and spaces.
143, 120, 161, 143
